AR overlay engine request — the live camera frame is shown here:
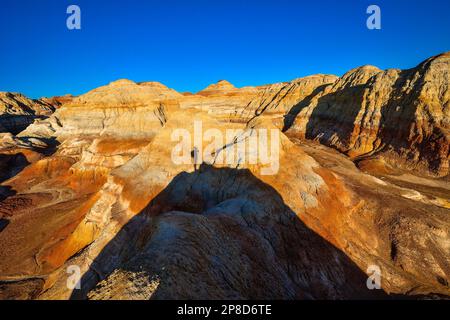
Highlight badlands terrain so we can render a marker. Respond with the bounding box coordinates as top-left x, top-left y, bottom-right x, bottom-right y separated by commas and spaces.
0, 52, 449, 299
